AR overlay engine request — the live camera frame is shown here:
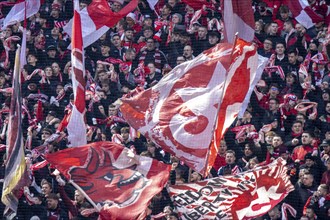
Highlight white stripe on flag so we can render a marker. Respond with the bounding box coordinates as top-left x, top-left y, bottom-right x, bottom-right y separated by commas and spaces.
67, 106, 86, 147
63, 7, 109, 48
1, 0, 40, 29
